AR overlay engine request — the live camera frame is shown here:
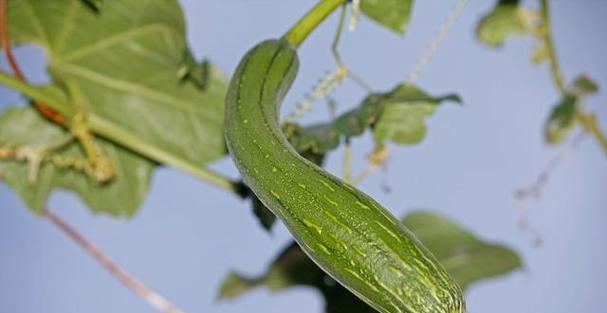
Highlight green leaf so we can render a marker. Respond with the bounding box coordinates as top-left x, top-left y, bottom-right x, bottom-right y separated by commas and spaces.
251, 195, 277, 232
282, 85, 457, 158
360, 0, 414, 34
572, 75, 599, 96
217, 272, 264, 300
8, 0, 228, 167
218, 211, 521, 312
80, 0, 103, 11
403, 211, 522, 290
373, 84, 461, 145
179, 49, 211, 89
3, 0, 229, 216
544, 95, 578, 145
217, 242, 327, 299
476, 0, 529, 48
283, 122, 341, 155
0, 107, 153, 216
543, 75, 599, 145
